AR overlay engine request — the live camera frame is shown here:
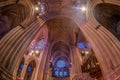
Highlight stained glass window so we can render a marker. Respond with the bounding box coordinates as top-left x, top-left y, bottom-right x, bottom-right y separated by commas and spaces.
64, 71, 68, 76
56, 60, 66, 68
38, 39, 45, 49
19, 63, 24, 70
27, 65, 32, 72
53, 59, 69, 77
55, 70, 59, 76
40, 4, 45, 13
77, 42, 85, 49
17, 62, 24, 76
